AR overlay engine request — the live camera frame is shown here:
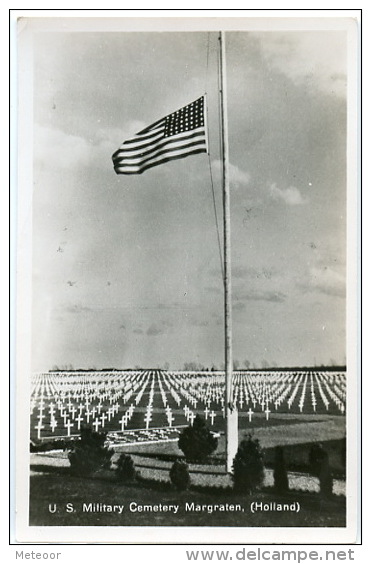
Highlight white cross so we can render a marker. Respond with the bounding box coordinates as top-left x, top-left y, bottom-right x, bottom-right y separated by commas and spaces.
100, 412, 108, 428
35, 420, 44, 439
265, 407, 271, 420
247, 408, 254, 422
37, 410, 45, 423
93, 418, 101, 432
85, 409, 92, 423
167, 412, 174, 428
69, 406, 77, 419
209, 411, 216, 425
65, 419, 74, 437
204, 407, 210, 419
144, 411, 152, 429
188, 412, 196, 426
96, 404, 103, 415
120, 416, 126, 432
50, 418, 58, 433
75, 414, 84, 430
